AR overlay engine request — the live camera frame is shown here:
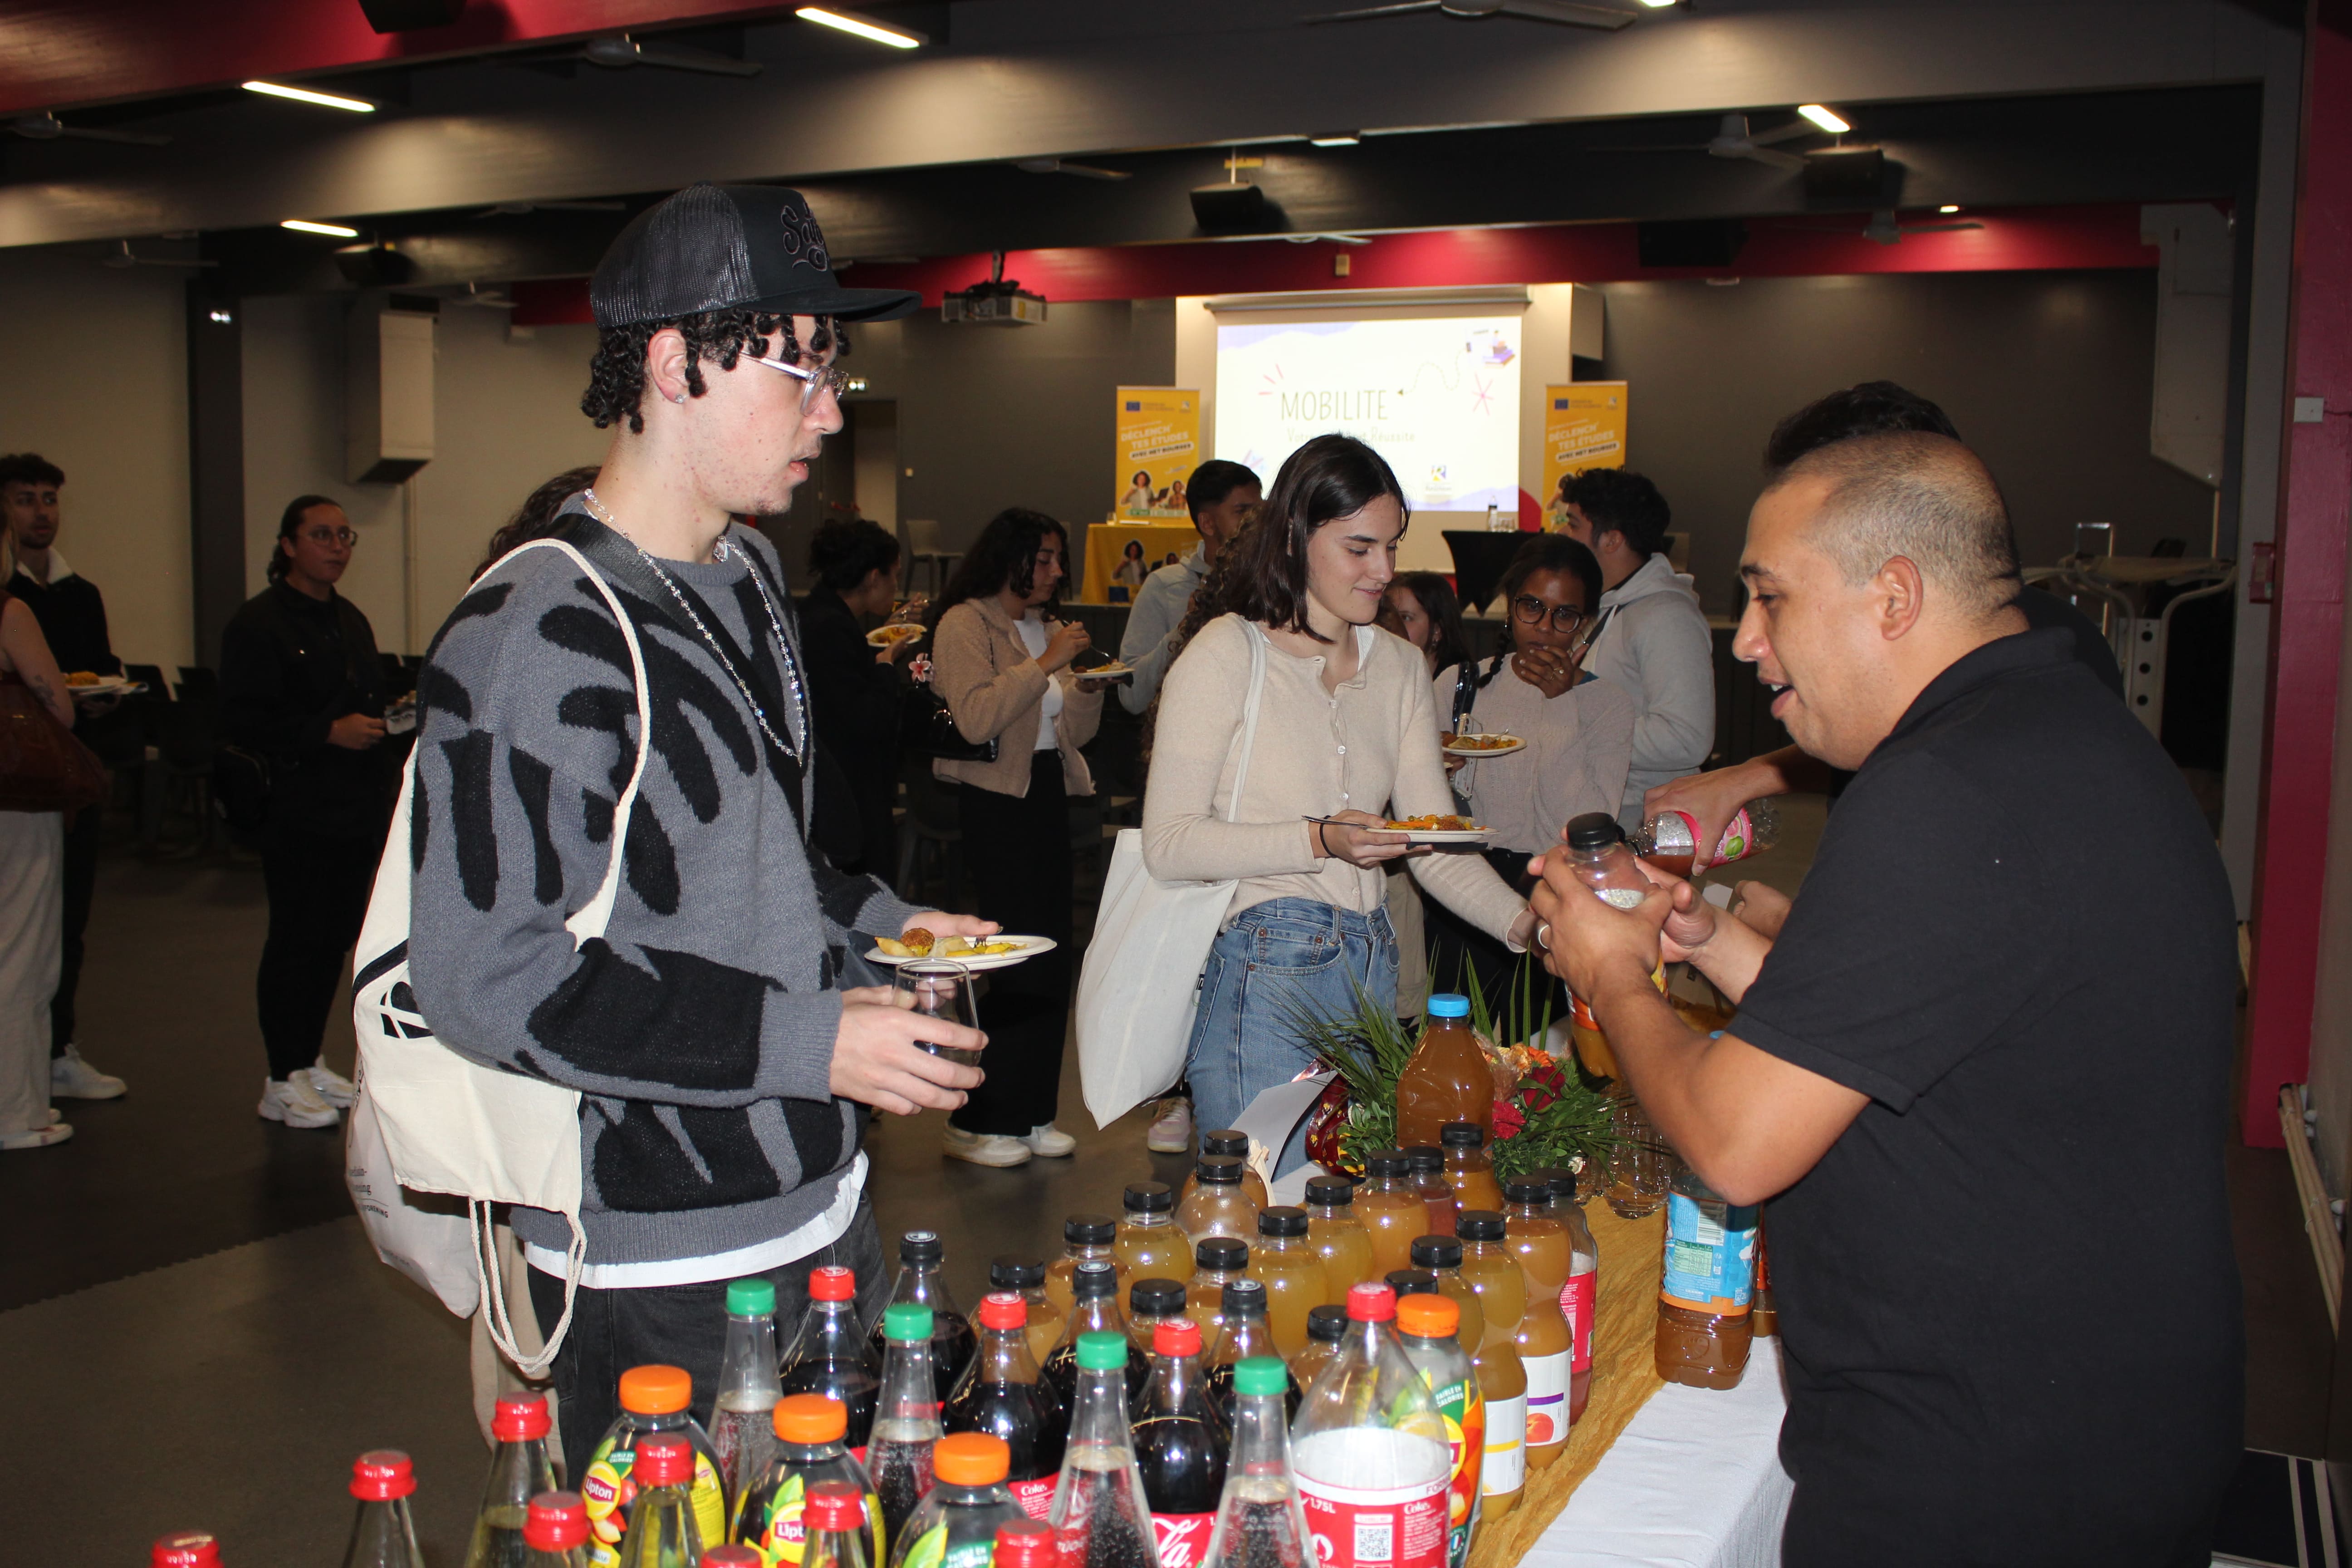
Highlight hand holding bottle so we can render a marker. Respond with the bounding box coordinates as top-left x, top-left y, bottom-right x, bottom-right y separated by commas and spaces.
1525, 848, 1672, 1002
